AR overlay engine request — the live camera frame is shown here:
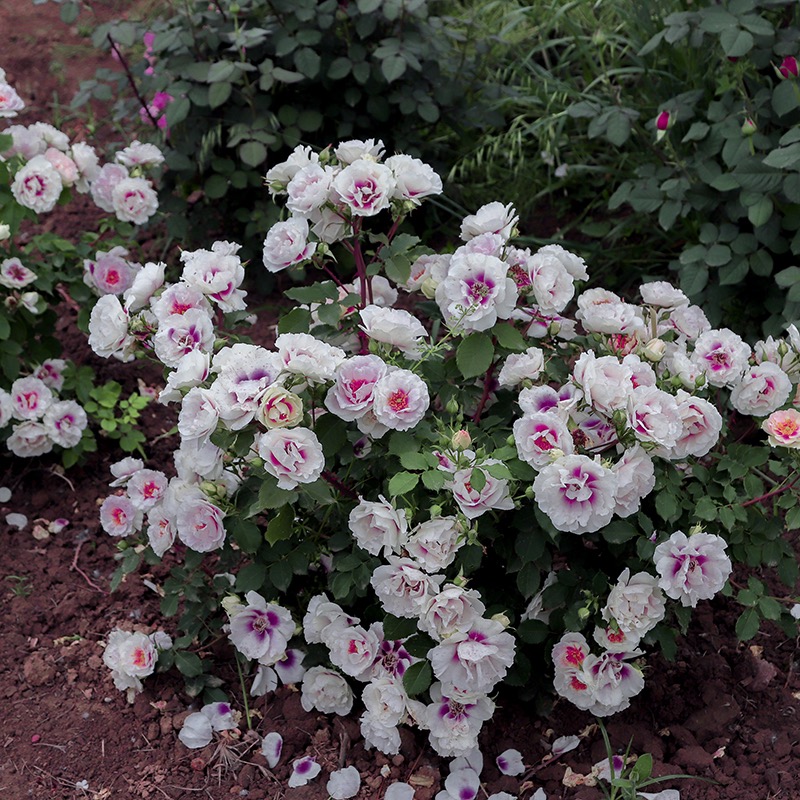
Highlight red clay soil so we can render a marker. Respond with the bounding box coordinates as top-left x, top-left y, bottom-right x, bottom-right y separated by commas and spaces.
2, 4, 800, 799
